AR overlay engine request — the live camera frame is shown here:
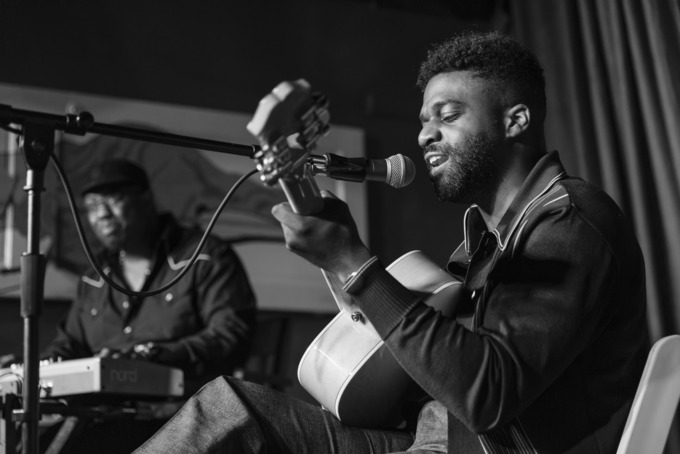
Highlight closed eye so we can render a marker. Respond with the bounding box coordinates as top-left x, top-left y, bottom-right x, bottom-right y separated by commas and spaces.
441, 112, 461, 123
